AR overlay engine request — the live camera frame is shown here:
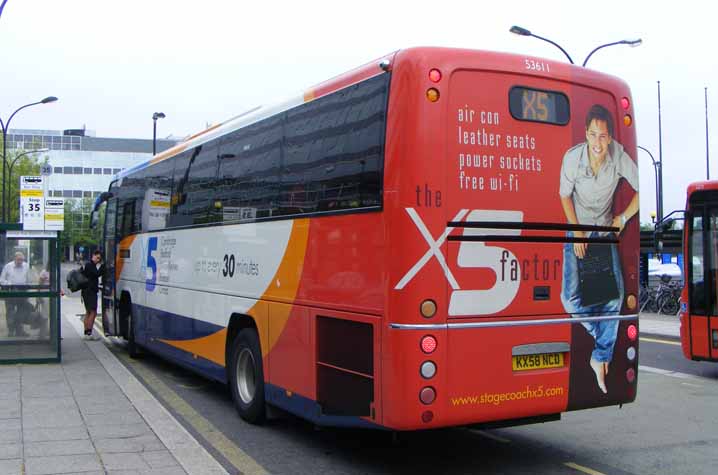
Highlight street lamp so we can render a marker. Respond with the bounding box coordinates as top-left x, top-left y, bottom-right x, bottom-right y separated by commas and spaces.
8, 148, 49, 222
509, 25, 574, 64
509, 25, 642, 67
582, 39, 642, 67
638, 145, 663, 224
0, 96, 58, 222
152, 112, 166, 156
